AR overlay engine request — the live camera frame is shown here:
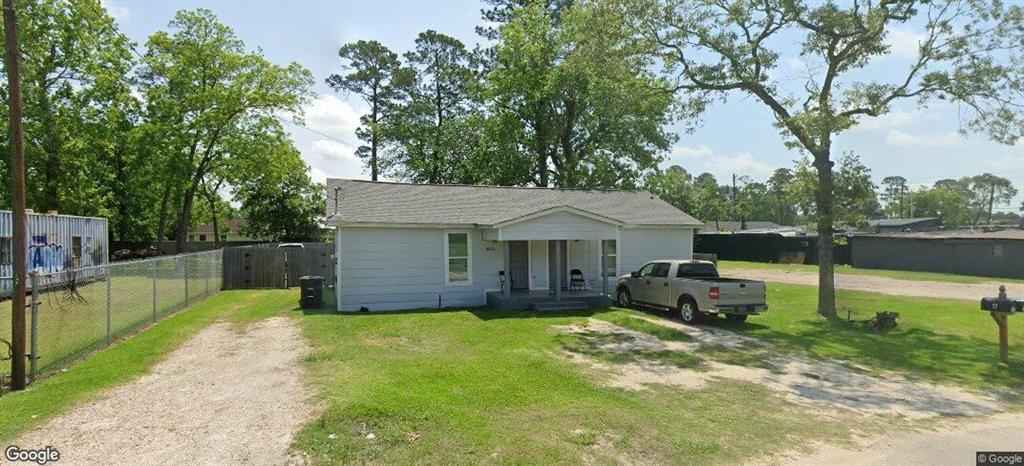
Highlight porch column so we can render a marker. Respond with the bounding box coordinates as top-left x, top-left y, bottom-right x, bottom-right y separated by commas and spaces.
502, 241, 510, 297
554, 240, 562, 301
601, 239, 608, 296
